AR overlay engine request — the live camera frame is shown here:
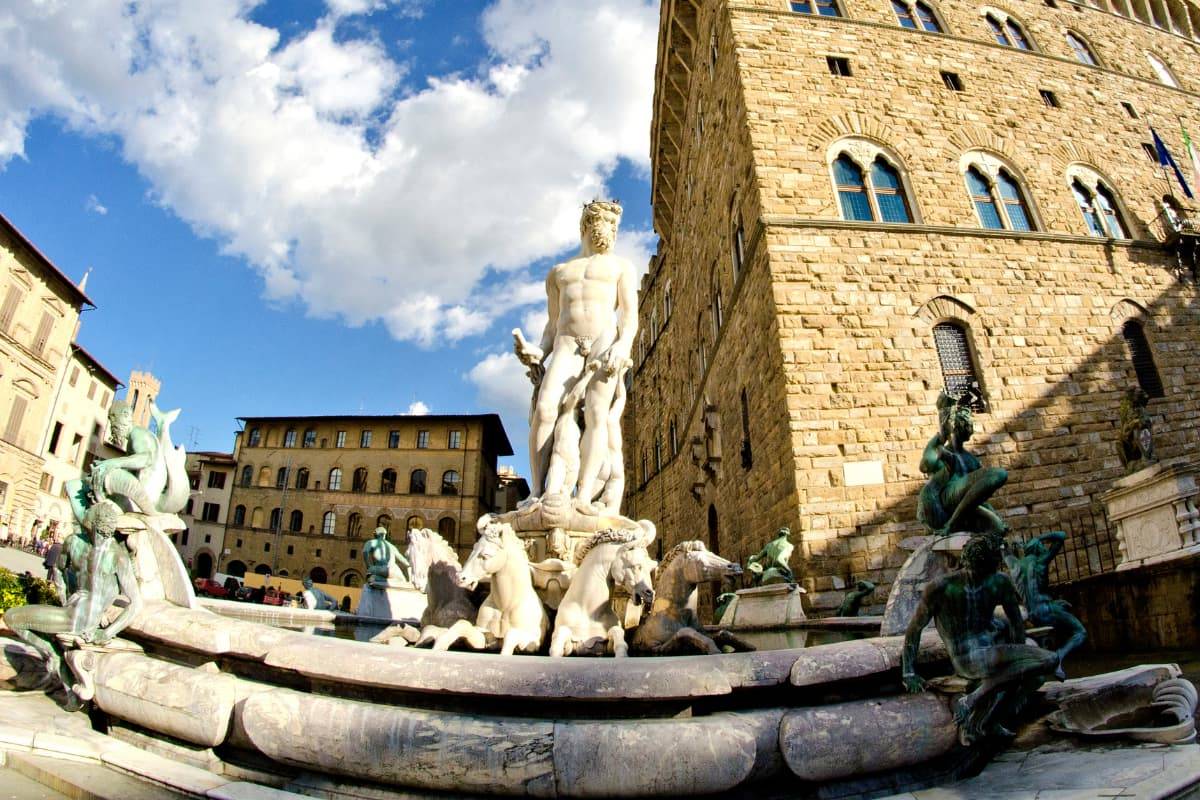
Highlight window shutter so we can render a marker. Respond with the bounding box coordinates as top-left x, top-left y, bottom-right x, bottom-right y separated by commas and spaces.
32, 311, 53, 356
0, 286, 21, 333
4, 397, 27, 445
